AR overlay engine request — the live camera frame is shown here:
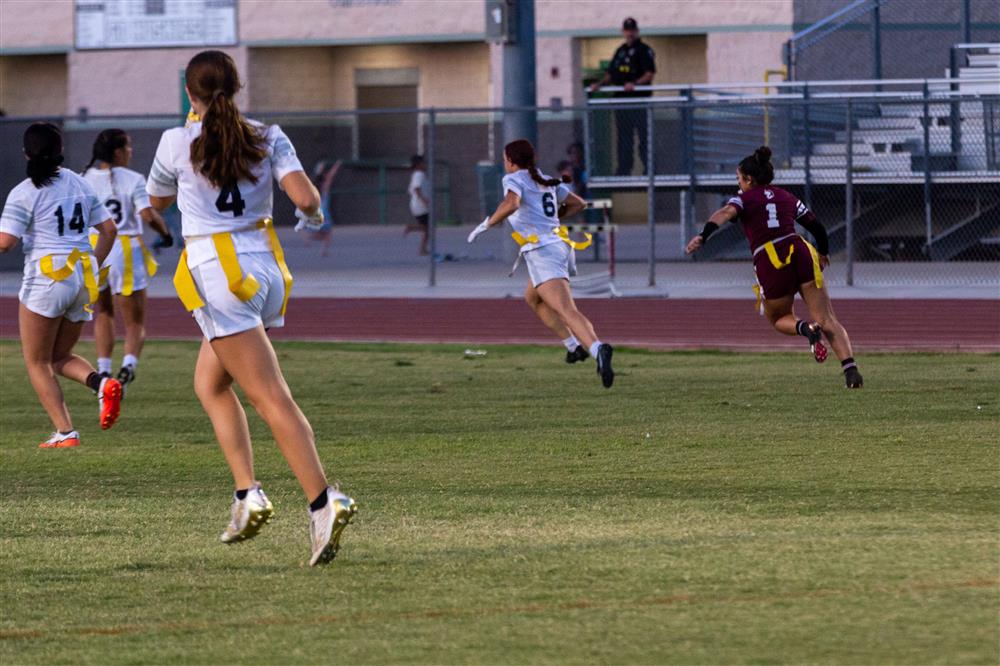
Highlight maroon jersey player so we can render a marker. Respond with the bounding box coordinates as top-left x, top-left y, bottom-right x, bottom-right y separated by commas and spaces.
686, 146, 863, 389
